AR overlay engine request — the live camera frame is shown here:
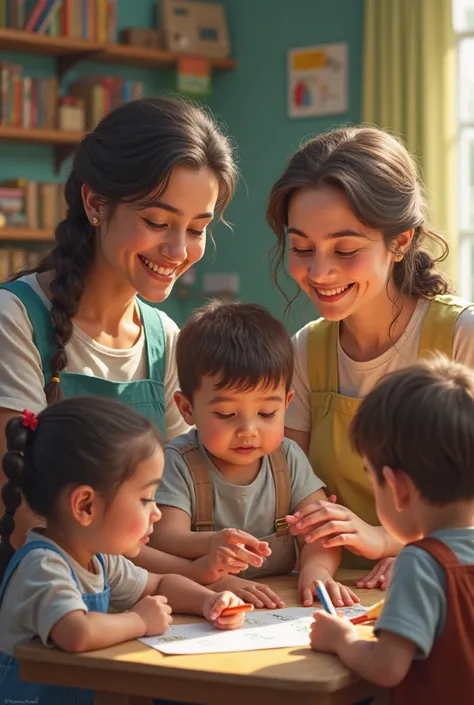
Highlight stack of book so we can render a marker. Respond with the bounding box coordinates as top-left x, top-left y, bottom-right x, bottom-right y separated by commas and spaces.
0, 0, 117, 42
0, 62, 58, 128
70, 76, 143, 129
0, 245, 51, 281
0, 179, 64, 229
